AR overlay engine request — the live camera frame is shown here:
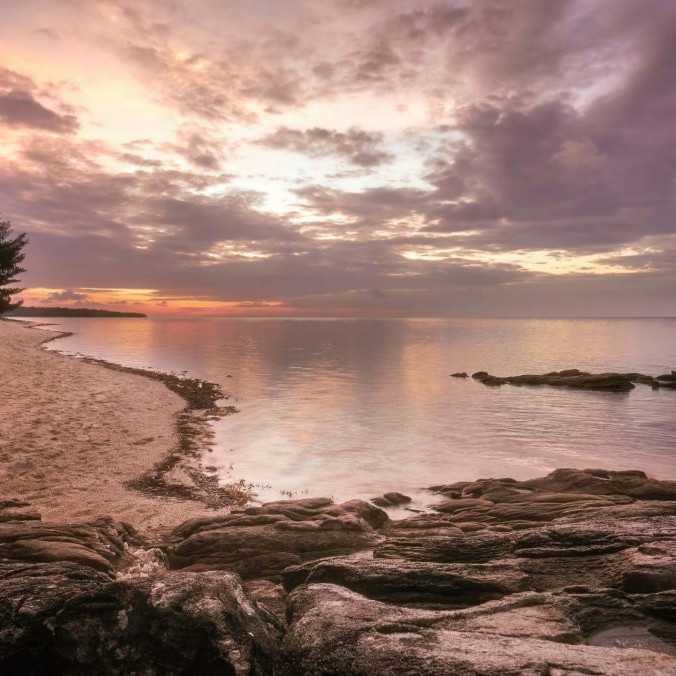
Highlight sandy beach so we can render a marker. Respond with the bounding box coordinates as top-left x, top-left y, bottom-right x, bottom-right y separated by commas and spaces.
0, 319, 217, 534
